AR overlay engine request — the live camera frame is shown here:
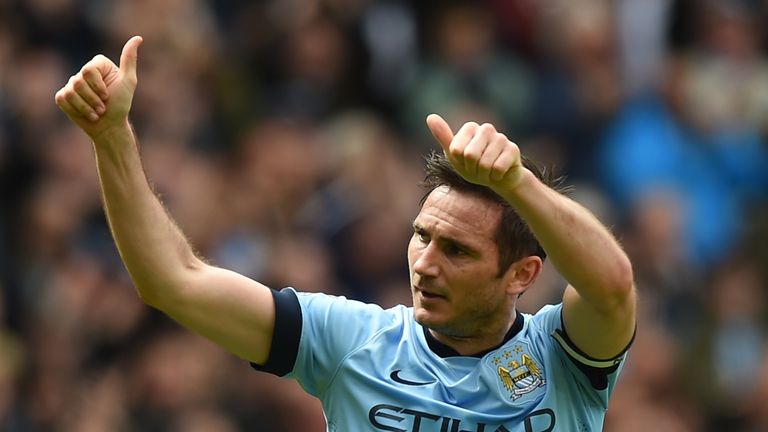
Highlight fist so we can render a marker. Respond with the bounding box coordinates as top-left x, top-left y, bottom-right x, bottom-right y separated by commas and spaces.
54, 36, 143, 140
426, 114, 525, 191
